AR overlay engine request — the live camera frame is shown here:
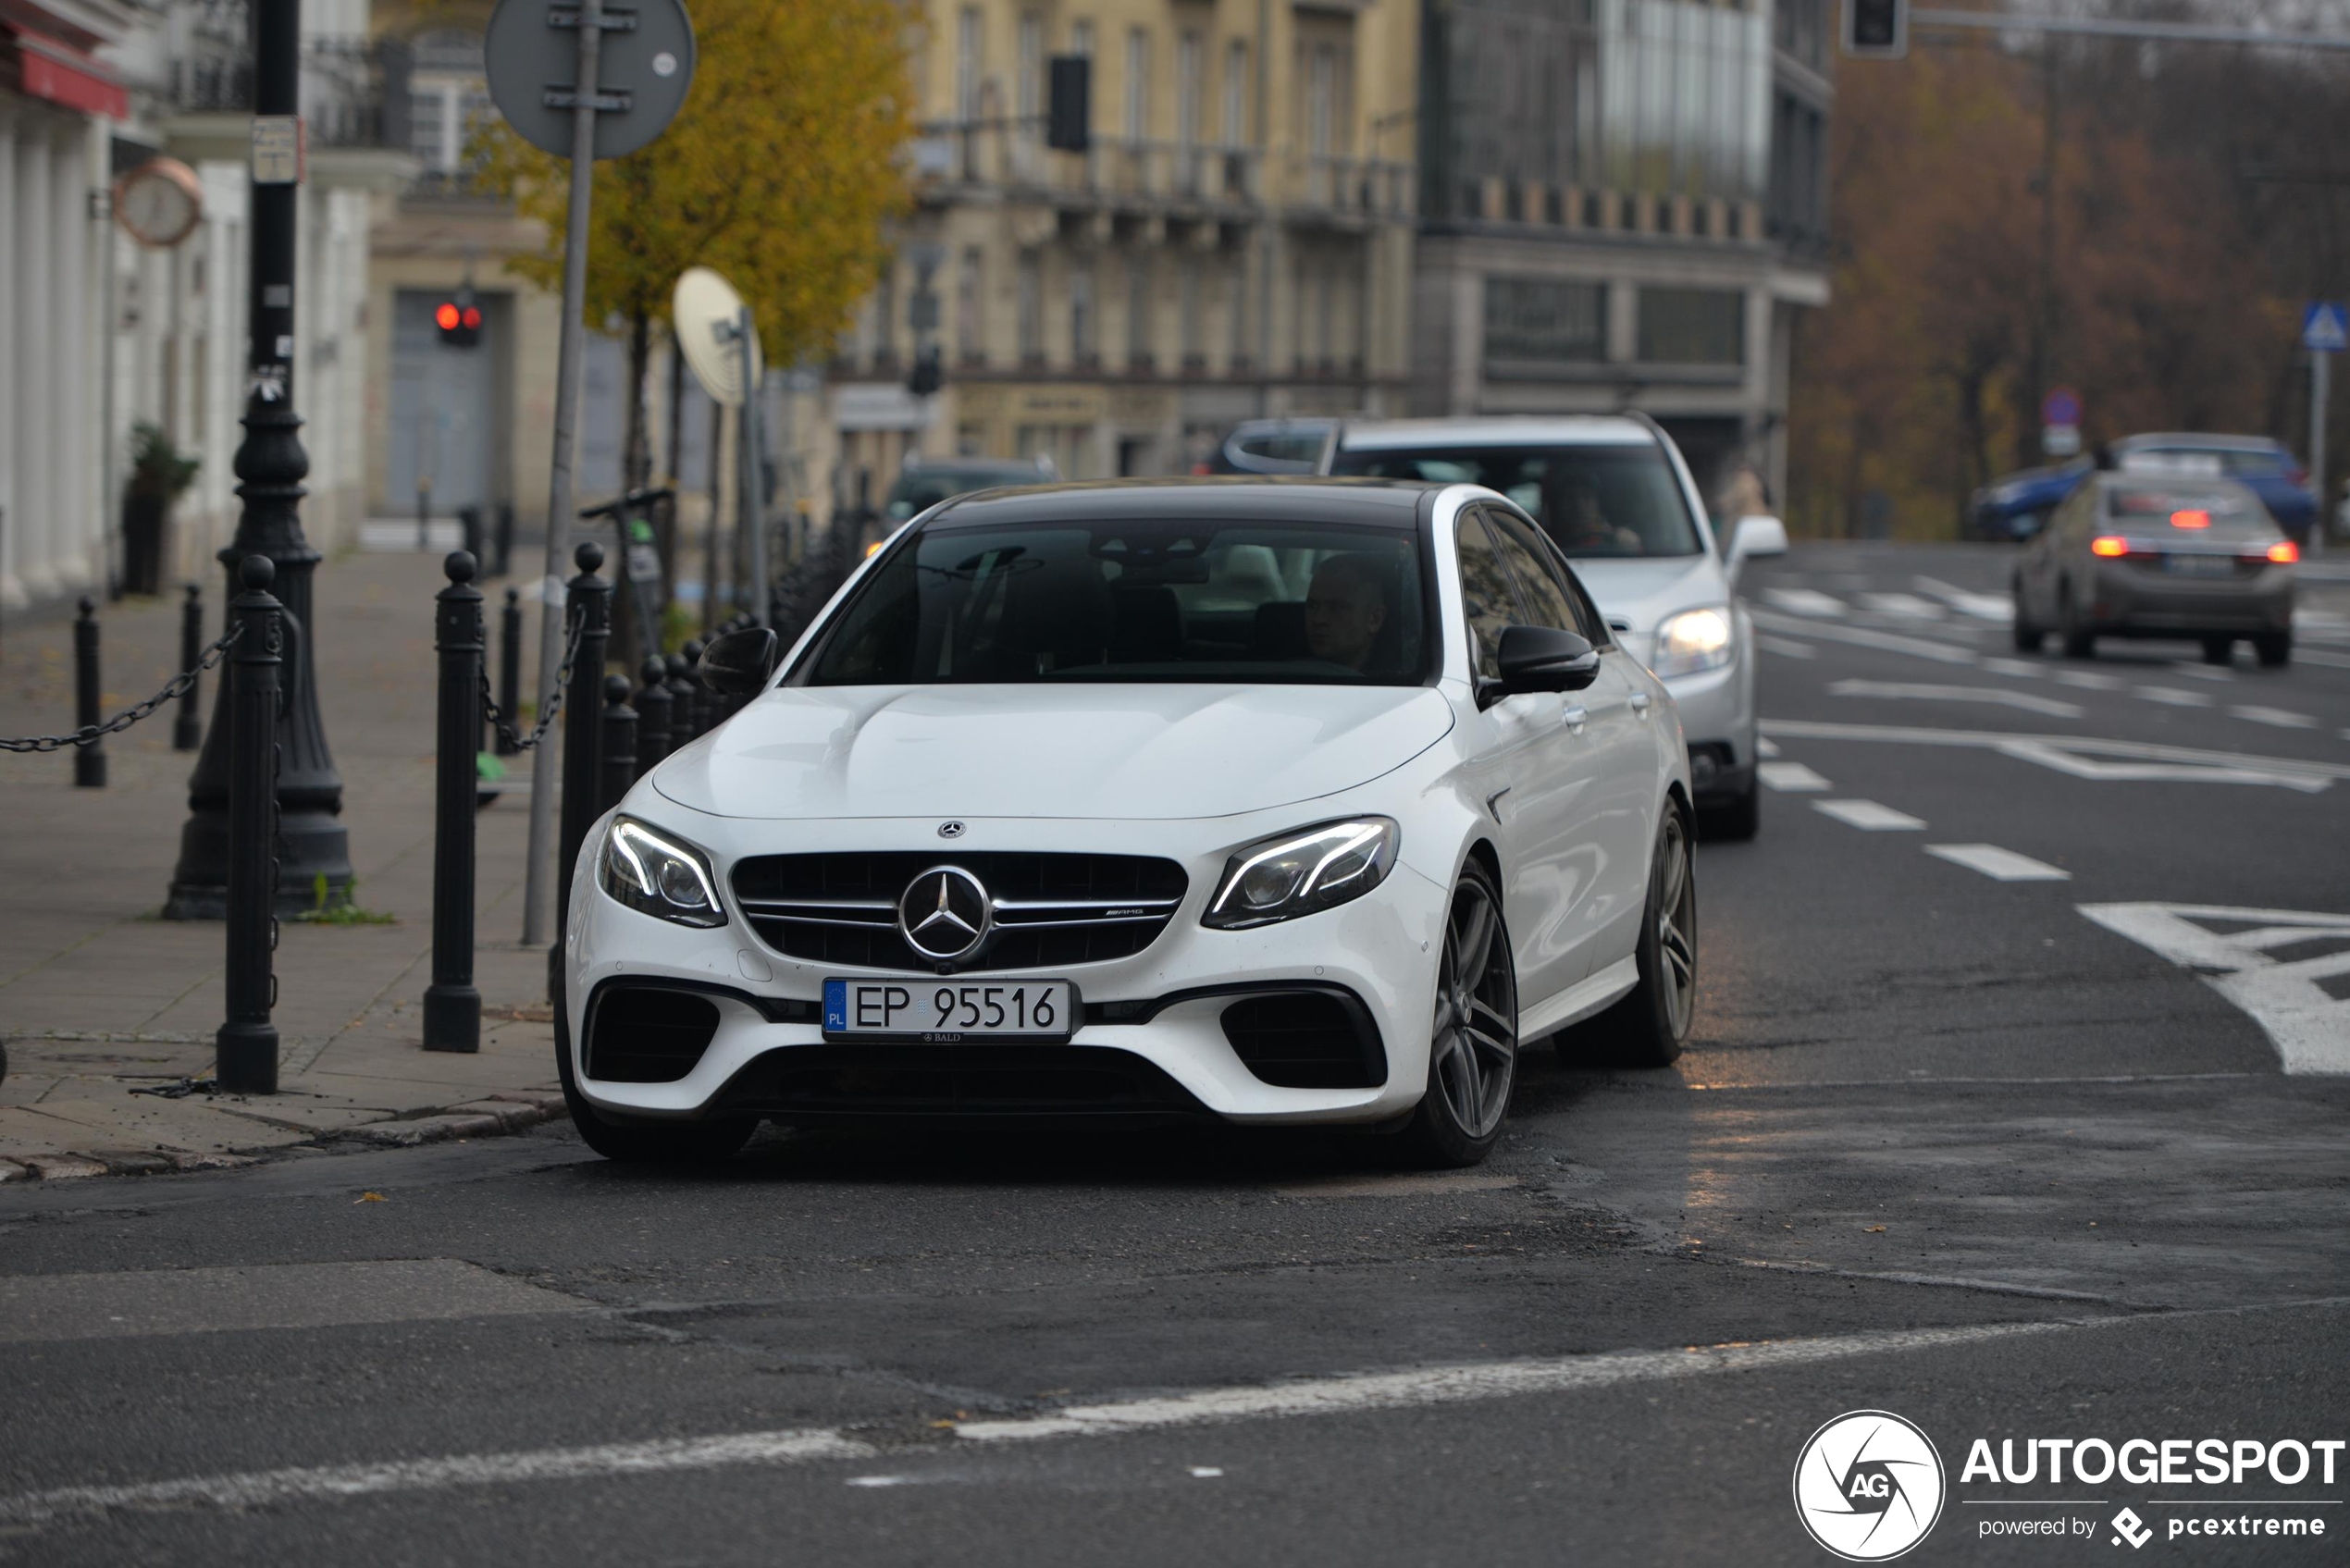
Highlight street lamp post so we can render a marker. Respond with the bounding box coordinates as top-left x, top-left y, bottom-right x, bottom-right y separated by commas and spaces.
163, 0, 352, 920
